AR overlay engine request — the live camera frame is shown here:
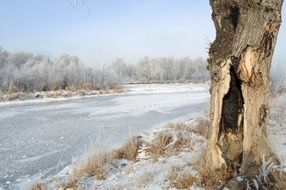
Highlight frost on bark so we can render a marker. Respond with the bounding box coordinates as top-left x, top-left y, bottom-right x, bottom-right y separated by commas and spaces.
206, 0, 283, 176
